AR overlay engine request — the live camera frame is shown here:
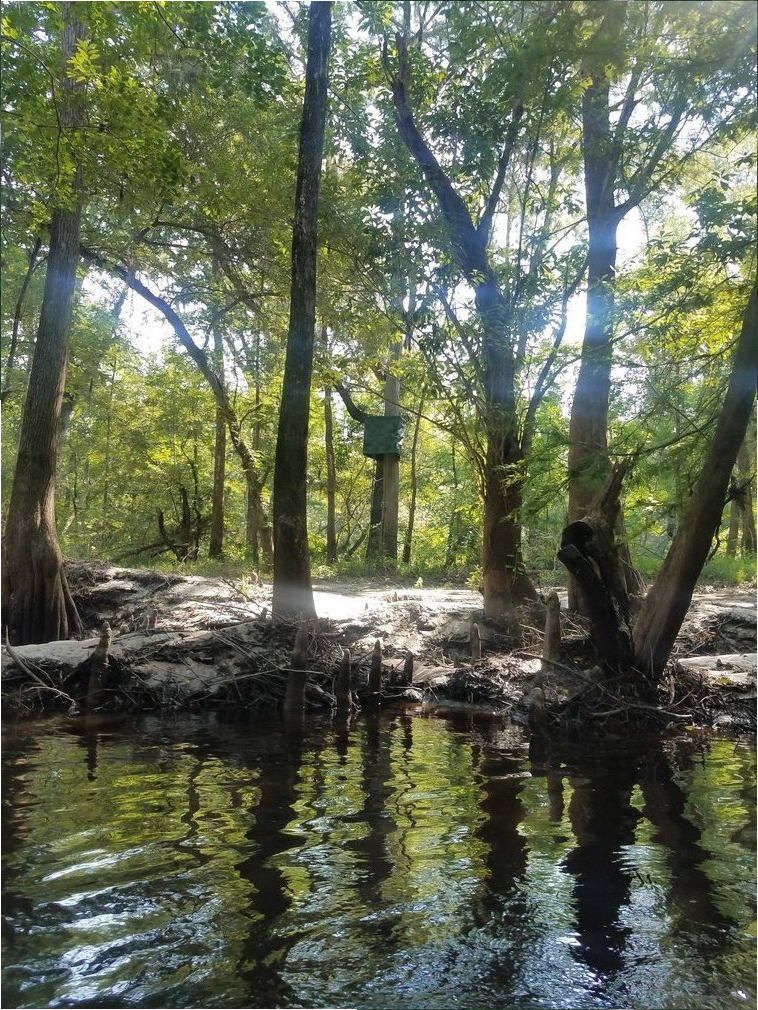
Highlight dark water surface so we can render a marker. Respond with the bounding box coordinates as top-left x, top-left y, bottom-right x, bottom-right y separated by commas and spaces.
1, 711, 755, 1010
